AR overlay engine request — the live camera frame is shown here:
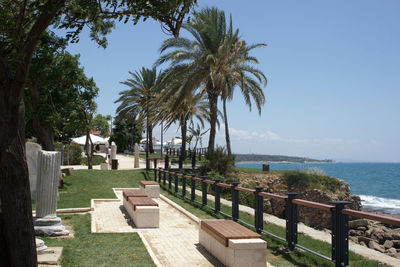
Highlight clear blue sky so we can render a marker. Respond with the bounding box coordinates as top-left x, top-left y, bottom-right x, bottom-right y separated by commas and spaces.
62, 0, 400, 162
